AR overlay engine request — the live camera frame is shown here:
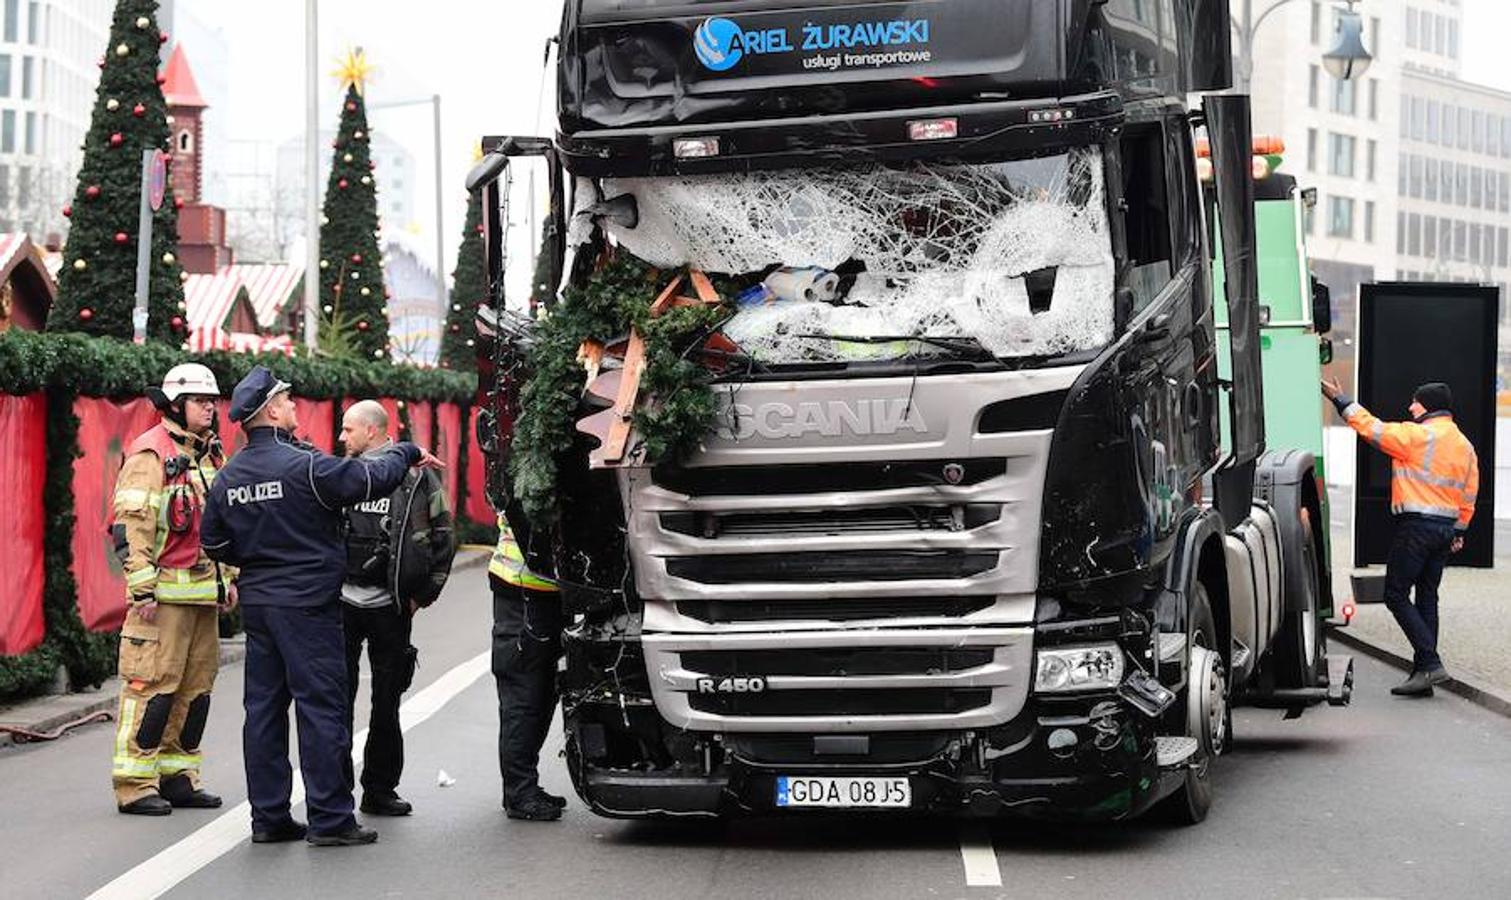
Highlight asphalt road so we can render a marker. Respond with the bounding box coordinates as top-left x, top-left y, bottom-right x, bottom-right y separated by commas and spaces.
3, 572, 1510, 900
